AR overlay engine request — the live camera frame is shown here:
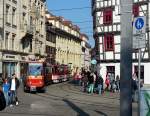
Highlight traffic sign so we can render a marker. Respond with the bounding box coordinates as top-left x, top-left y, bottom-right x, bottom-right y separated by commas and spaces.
133, 16, 146, 49
135, 18, 144, 30
133, 34, 146, 49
